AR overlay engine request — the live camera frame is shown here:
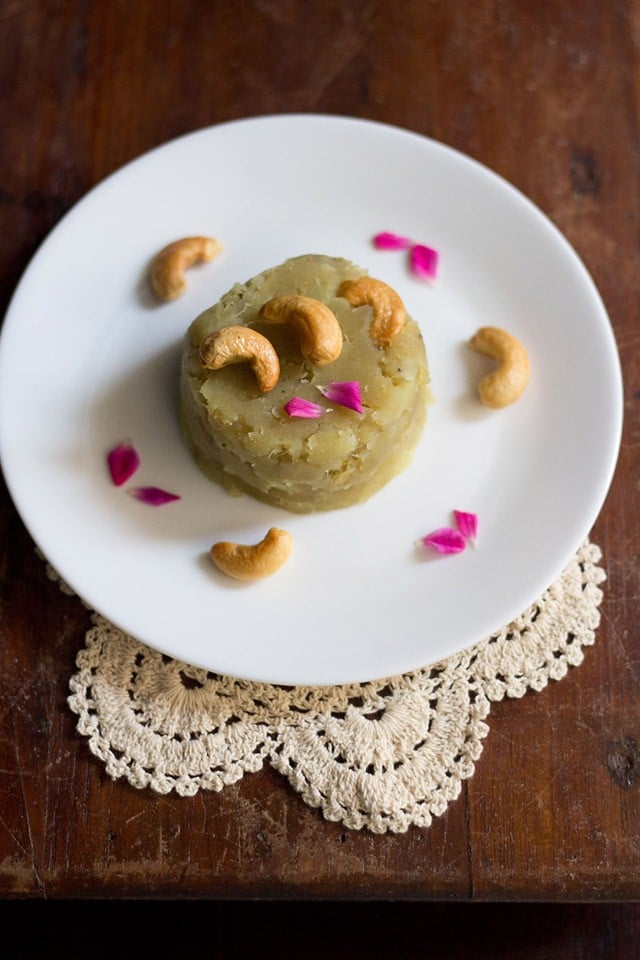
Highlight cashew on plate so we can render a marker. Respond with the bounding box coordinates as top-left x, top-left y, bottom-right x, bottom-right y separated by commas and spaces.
210, 528, 293, 582
469, 325, 530, 408
150, 236, 222, 301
